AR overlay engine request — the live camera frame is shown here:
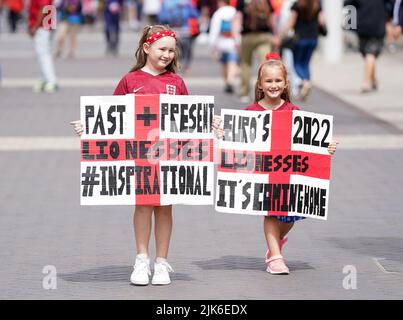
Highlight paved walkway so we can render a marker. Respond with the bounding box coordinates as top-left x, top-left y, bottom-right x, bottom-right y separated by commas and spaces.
312, 43, 403, 133
0, 27, 403, 300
